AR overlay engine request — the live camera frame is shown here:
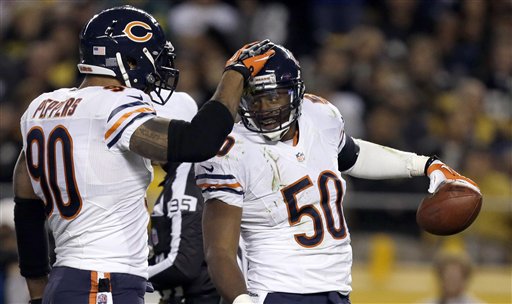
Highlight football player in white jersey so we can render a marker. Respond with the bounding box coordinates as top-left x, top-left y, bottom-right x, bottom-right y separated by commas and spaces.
12, 6, 275, 304
195, 43, 481, 304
